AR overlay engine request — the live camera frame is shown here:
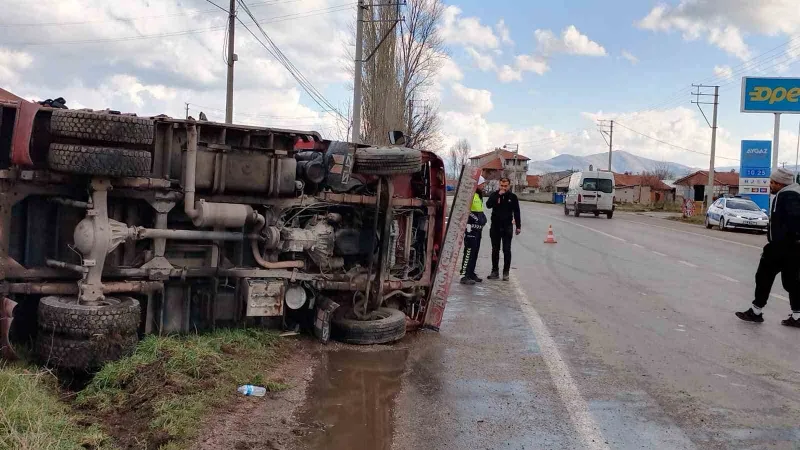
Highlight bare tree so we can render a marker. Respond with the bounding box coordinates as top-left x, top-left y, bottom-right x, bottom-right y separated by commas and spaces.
447, 138, 471, 179
540, 173, 561, 193
356, 0, 446, 148
649, 161, 676, 180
